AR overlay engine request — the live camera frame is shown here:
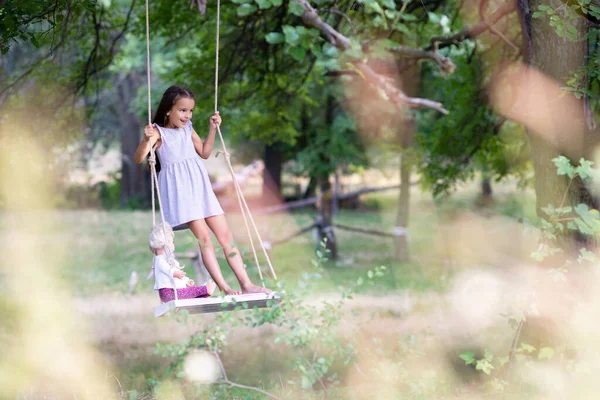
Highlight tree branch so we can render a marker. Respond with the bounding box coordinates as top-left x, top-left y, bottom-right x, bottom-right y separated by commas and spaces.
293, 0, 448, 114
212, 351, 283, 400
479, 0, 518, 53
318, 8, 357, 35
389, 45, 455, 75
428, 1, 516, 51
190, 0, 207, 16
